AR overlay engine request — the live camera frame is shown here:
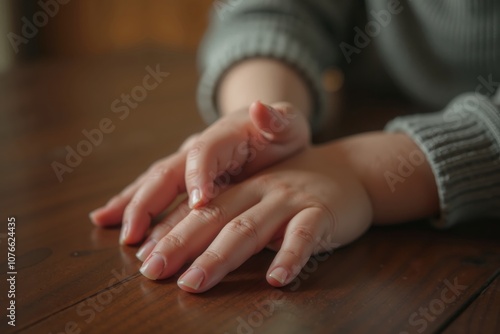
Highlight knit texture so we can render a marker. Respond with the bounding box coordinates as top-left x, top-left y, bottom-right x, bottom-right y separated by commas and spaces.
197, 0, 354, 133
386, 94, 500, 227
